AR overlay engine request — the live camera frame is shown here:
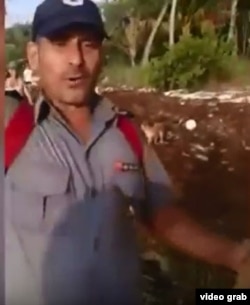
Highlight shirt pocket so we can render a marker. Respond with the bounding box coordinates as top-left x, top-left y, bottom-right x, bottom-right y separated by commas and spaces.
9, 162, 71, 235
